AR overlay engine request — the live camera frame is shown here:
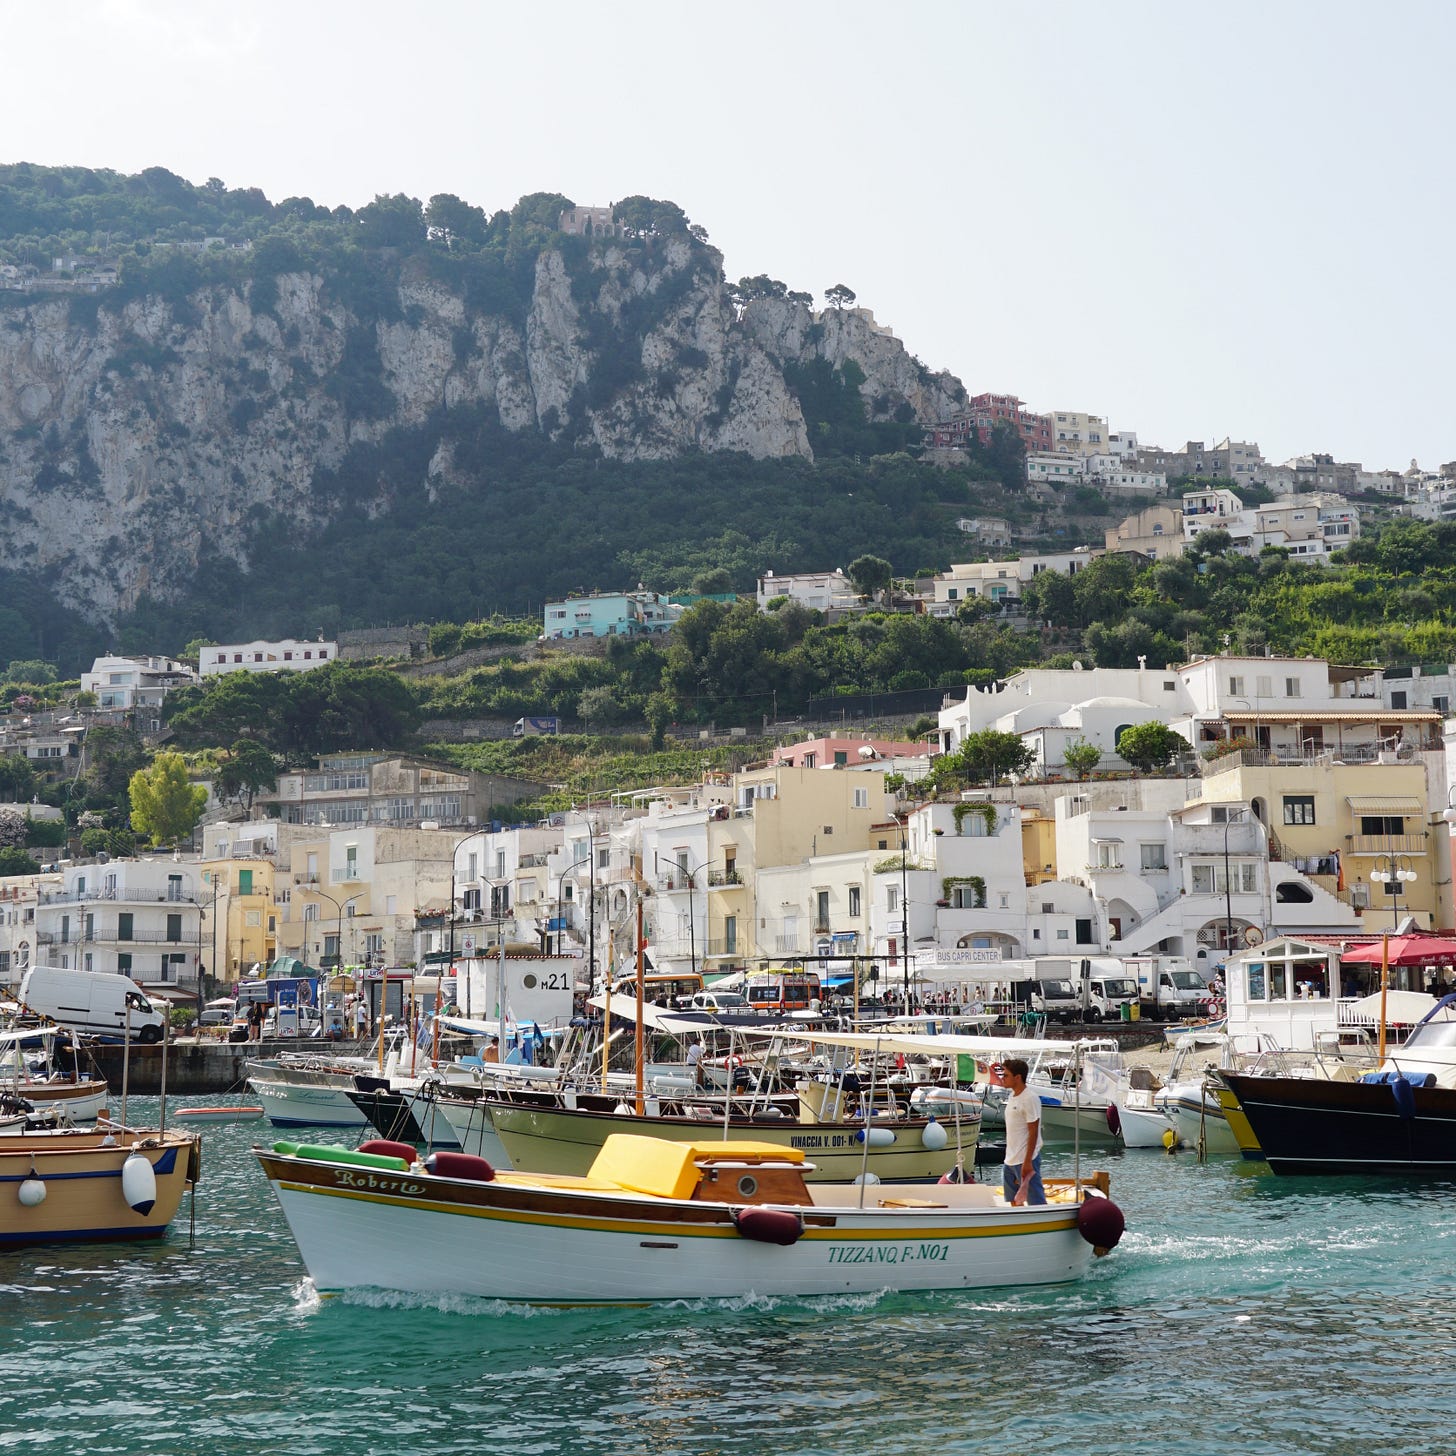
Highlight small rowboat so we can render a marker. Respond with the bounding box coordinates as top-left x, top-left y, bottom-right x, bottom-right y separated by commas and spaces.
176, 1106, 264, 1124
